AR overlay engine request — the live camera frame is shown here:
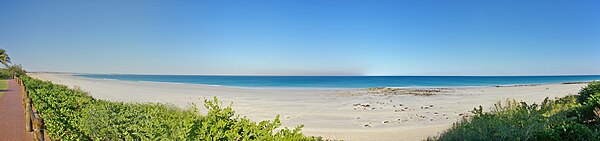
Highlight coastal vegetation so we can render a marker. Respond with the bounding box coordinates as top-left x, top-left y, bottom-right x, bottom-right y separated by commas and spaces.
429, 81, 600, 140
0, 64, 26, 78
0, 49, 26, 79
20, 75, 325, 140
